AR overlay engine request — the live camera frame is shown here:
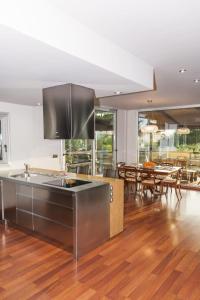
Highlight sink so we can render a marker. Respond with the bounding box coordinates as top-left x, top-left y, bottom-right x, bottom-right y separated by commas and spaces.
11, 173, 38, 179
